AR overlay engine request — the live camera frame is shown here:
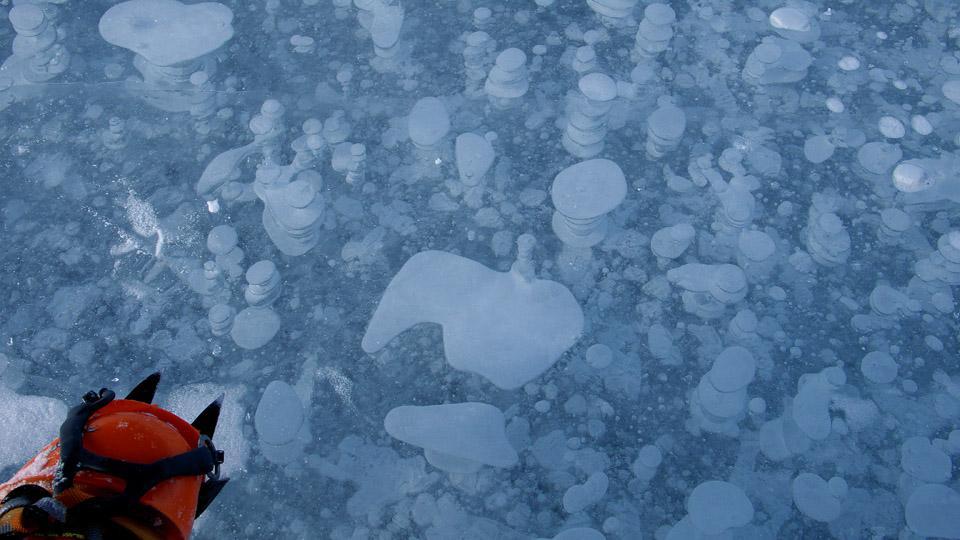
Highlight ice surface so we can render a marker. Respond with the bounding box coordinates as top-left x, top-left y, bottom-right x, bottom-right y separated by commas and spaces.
635, 445, 662, 469
255, 380, 303, 446
485, 48, 529, 100
587, 0, 636, 20
0, 388, 66, 471
6, 0, 960, 538
0, 354, 25, 390
455, 133, 495, 187
900, 436, 952, 483
384, 402, 518, 472
943, 80, 960, 106
892, 162, 931, 193
707, 346, 755, 393
686, 480, 754, 535
643, 3, 675, 26
310, 435, 436, 519
99, 0, 234, 67
861, 351, 898, 384
408, 97, 450, 148
164, 383, 248, 476
650, 223, 694, 260
562, 471, 608, 513
370, 2, 404, 50
578, 73, 617, 103
906, 484, 960, 538
552, 159, 626, 246
231, 307, 280, 350
769, 8, 810, 33
803, 135, 834, 164
646, 101, 685, 142
792, 472, 842, 522
544, 528, 605, 540
584, 343, 612, 370
792, 367, 845, 441
363, 251, 583, 389
46, 284, 100, 329
551, 159, 627, 220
